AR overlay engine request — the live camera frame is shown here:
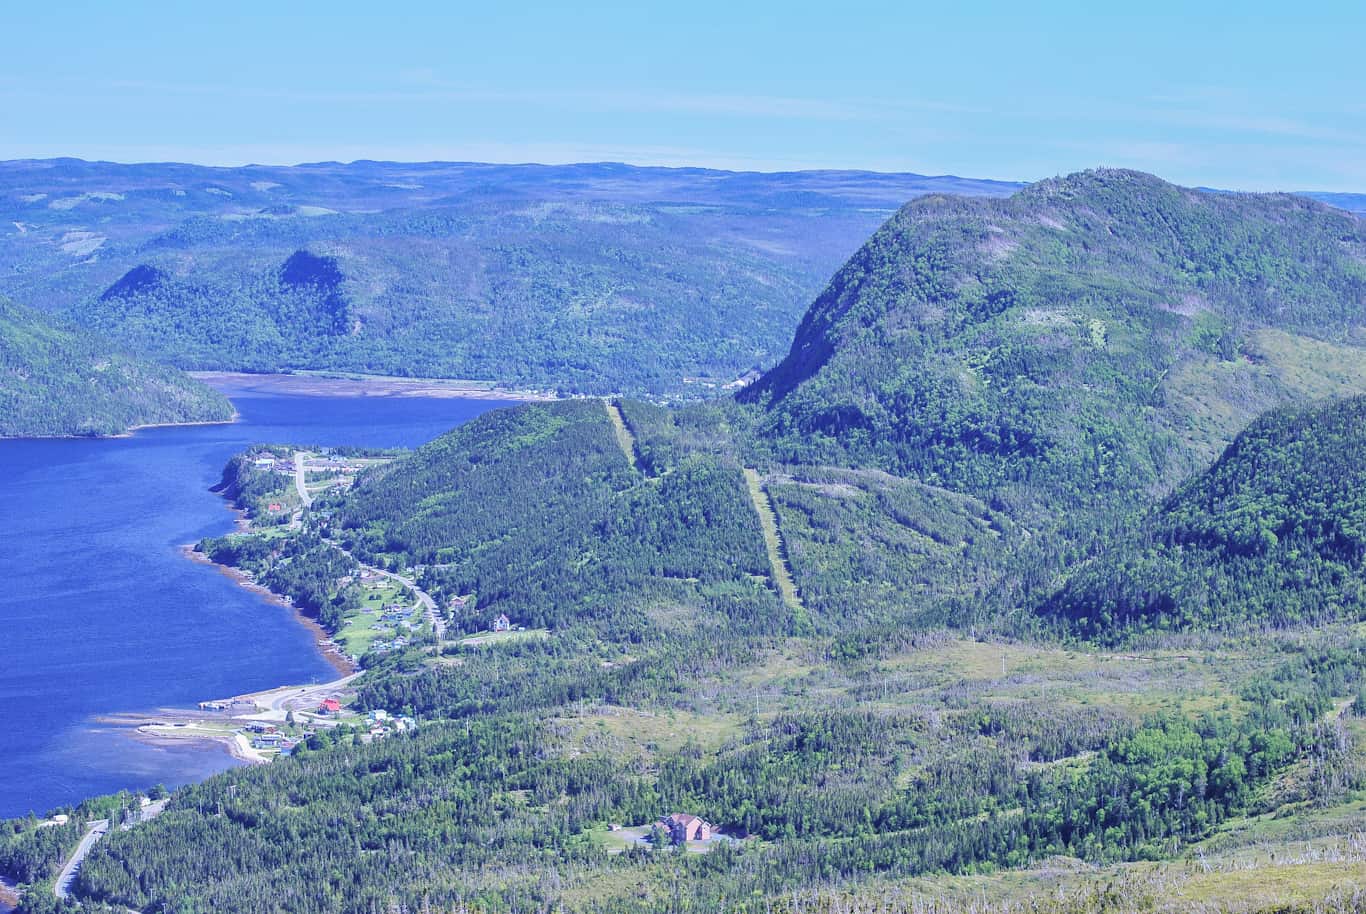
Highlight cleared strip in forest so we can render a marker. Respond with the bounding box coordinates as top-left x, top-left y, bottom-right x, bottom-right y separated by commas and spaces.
605, 400, 643, 473
742, 467, 805, 613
